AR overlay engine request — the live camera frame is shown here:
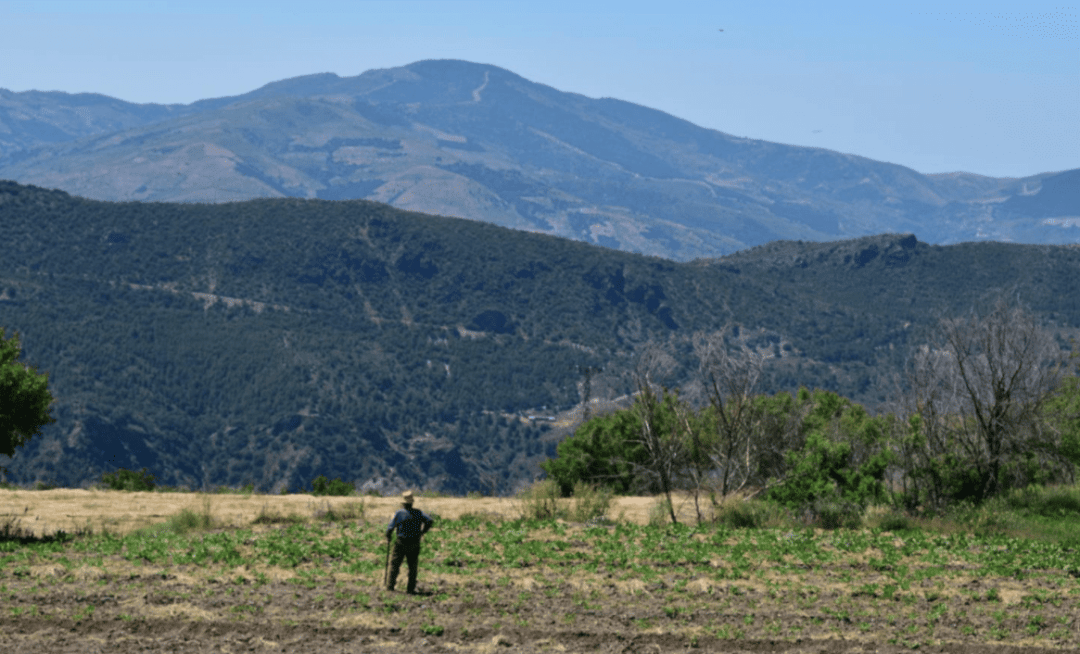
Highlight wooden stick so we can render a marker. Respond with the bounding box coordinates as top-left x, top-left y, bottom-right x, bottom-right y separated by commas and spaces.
383, 536, 392, 587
